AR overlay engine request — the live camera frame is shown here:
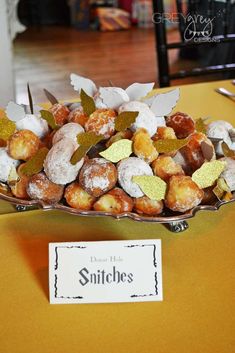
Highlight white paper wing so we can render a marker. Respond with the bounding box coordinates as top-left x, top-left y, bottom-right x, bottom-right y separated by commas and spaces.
125, 82, 155, 101
70, 73, 97, 96
99, 87, 130, 110
149, 88, 180, 116
5, 101, 25, 122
